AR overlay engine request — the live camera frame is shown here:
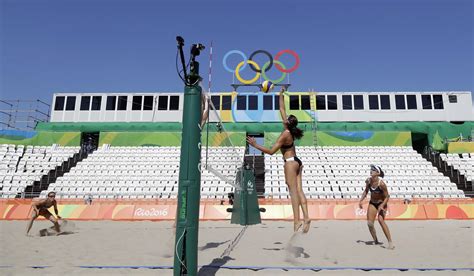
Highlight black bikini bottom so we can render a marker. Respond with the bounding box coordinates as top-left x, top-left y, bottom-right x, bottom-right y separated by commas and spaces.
369, 201, 386, 210
284, 156, 302, 168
